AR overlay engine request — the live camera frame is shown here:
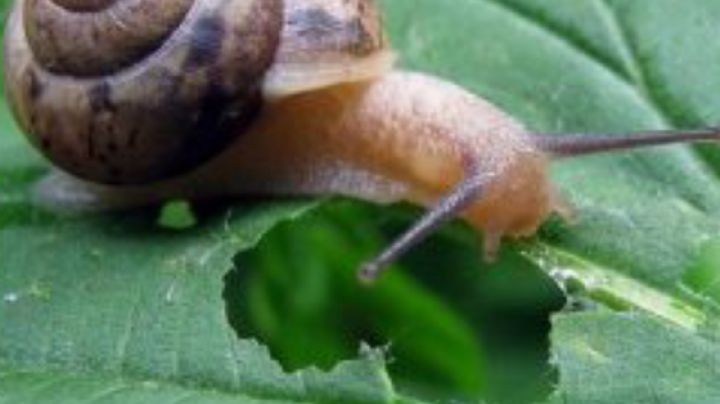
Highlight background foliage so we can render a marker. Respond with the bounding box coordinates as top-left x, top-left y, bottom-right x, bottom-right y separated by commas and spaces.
2, 1, 720, 403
